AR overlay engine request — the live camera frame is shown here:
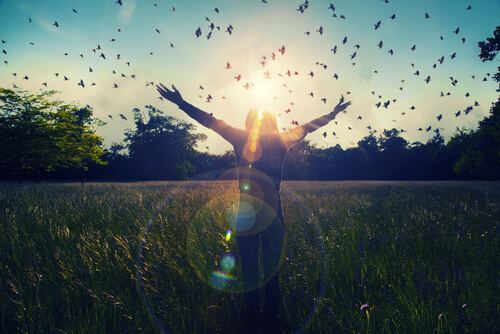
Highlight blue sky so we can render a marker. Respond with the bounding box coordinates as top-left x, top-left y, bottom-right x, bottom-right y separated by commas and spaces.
1, 0, 499, 154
